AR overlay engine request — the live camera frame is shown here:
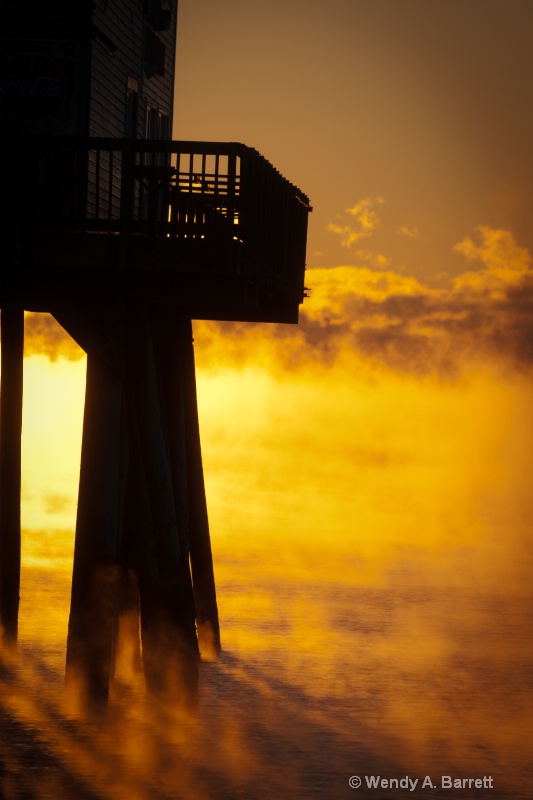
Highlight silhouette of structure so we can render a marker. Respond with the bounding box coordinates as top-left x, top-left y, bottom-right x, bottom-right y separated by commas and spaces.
0, 0, 310, 709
